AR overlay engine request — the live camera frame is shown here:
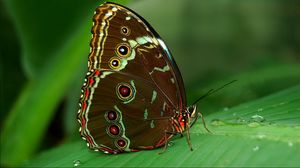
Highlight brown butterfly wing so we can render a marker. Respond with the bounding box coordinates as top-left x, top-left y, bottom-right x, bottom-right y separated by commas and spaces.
78, 2, 186, 153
